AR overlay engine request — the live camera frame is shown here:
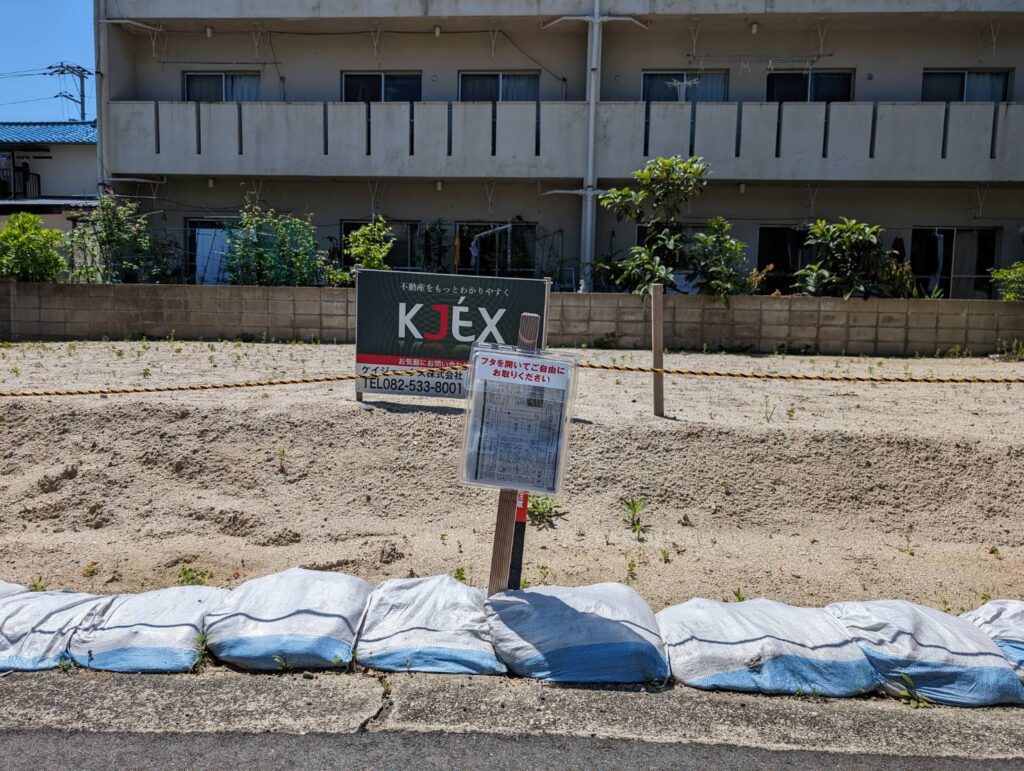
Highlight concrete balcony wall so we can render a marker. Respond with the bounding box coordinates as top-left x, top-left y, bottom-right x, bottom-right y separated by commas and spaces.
110, 0, 1020, 20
